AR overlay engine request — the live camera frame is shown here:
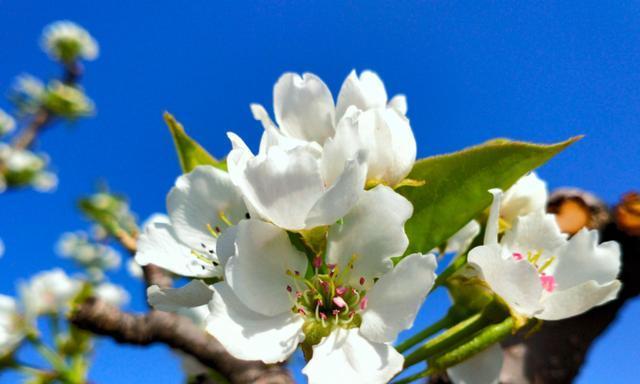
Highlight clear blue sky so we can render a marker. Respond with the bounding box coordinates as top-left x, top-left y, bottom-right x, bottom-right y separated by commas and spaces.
1, 1, 639, 383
